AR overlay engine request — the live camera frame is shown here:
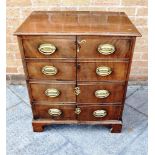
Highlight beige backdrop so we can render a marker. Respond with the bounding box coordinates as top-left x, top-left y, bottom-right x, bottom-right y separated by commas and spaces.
6, 0, 148, 81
